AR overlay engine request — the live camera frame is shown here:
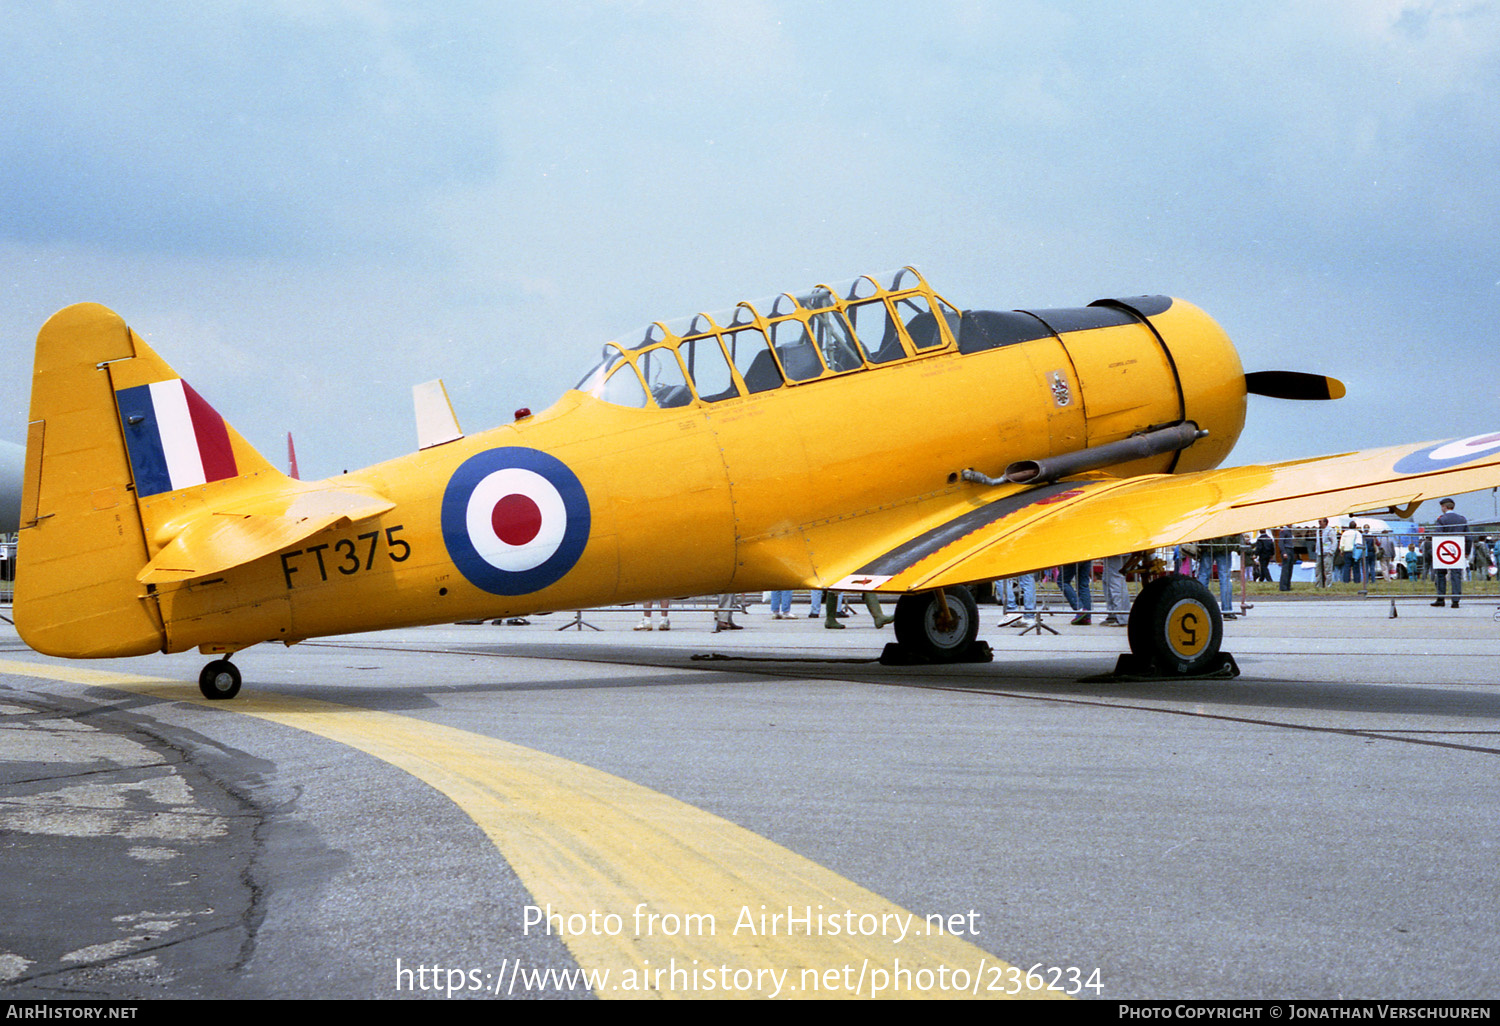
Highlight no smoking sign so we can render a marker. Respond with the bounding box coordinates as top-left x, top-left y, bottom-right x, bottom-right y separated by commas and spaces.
1433, 537, 1468, 570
